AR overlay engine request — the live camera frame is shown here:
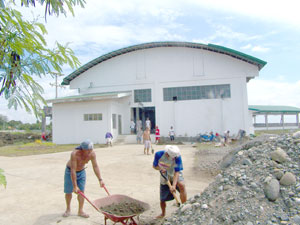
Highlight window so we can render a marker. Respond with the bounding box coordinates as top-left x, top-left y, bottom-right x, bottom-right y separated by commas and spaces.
83, 113, 102, 121
134, 89, 151, 103
112, 114, 117, 129
163, 84, 231, 101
